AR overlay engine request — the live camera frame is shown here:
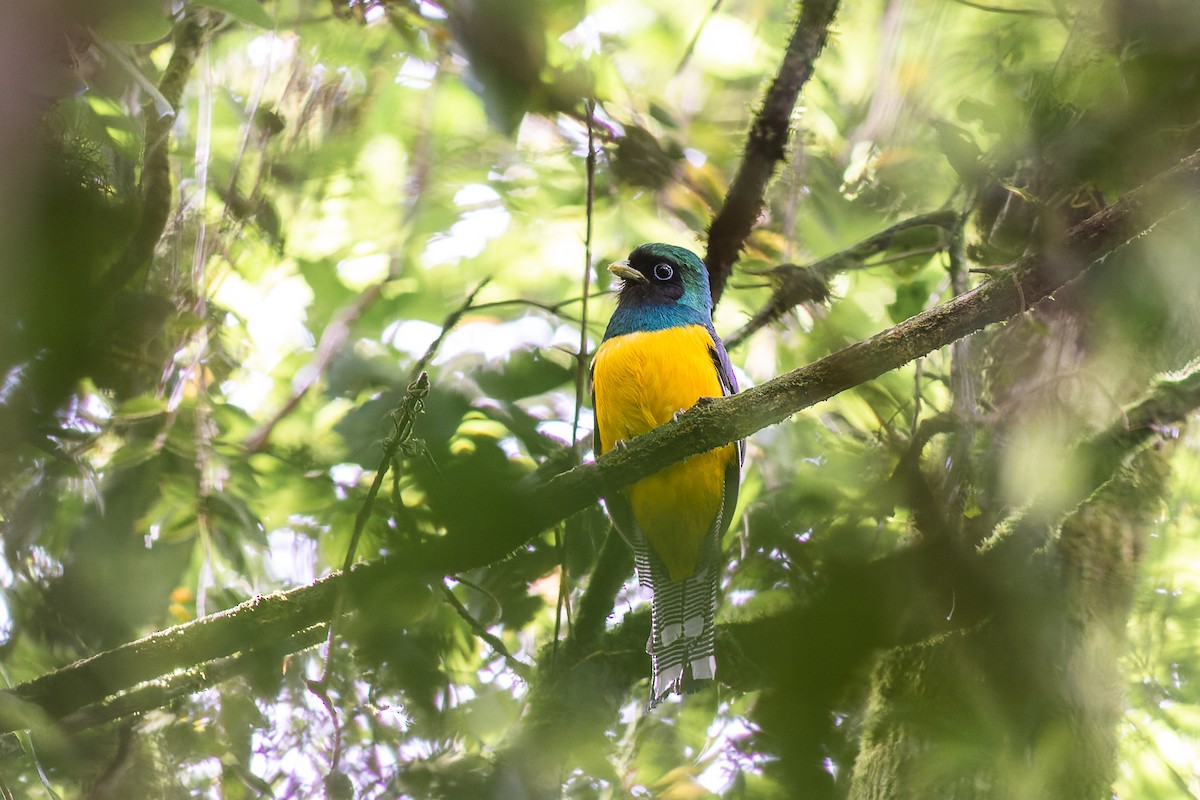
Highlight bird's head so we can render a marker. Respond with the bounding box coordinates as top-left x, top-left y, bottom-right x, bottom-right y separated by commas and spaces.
608, 243, 712, 315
